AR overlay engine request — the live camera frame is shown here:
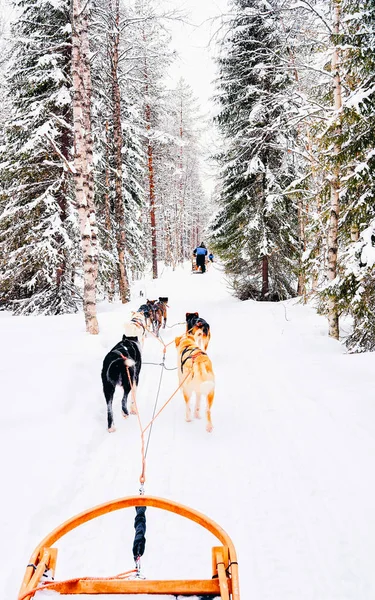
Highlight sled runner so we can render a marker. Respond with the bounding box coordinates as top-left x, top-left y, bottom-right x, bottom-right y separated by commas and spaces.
191, 254, 204, 273
19, 495, 240, 600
